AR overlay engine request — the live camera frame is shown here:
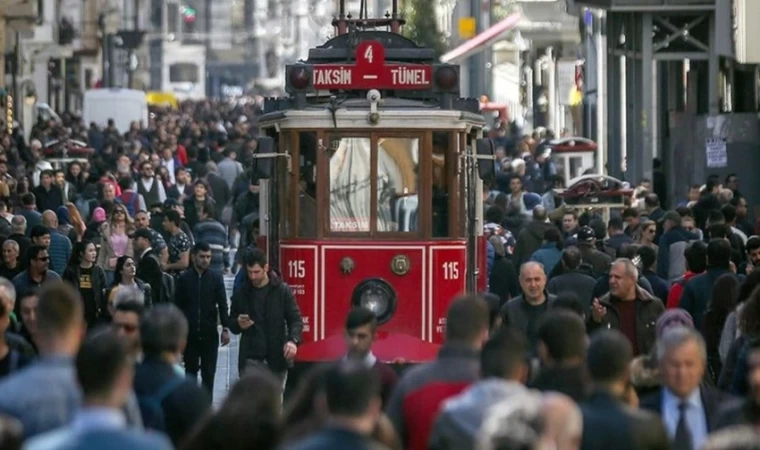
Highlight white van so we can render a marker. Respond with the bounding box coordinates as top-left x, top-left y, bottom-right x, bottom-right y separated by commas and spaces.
83, 88, 149, 134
